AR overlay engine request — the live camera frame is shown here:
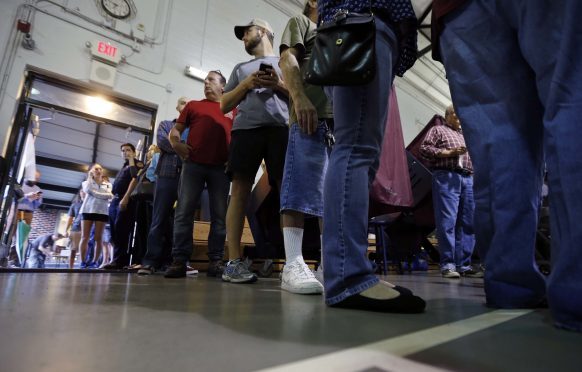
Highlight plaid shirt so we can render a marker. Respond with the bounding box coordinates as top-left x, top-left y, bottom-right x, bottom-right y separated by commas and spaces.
155, 119, 182, 179
318, 0, 418, 76
420, 121, 473, 173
